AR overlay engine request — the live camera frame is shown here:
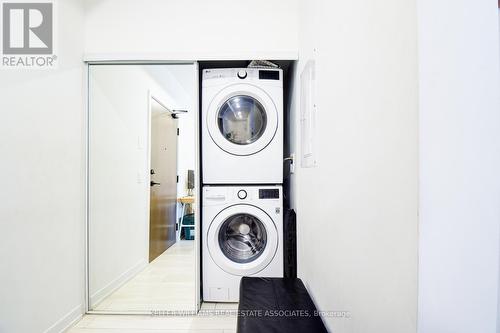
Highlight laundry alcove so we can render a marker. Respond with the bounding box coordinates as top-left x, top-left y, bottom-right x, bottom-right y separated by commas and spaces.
84, 58, 298, 314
